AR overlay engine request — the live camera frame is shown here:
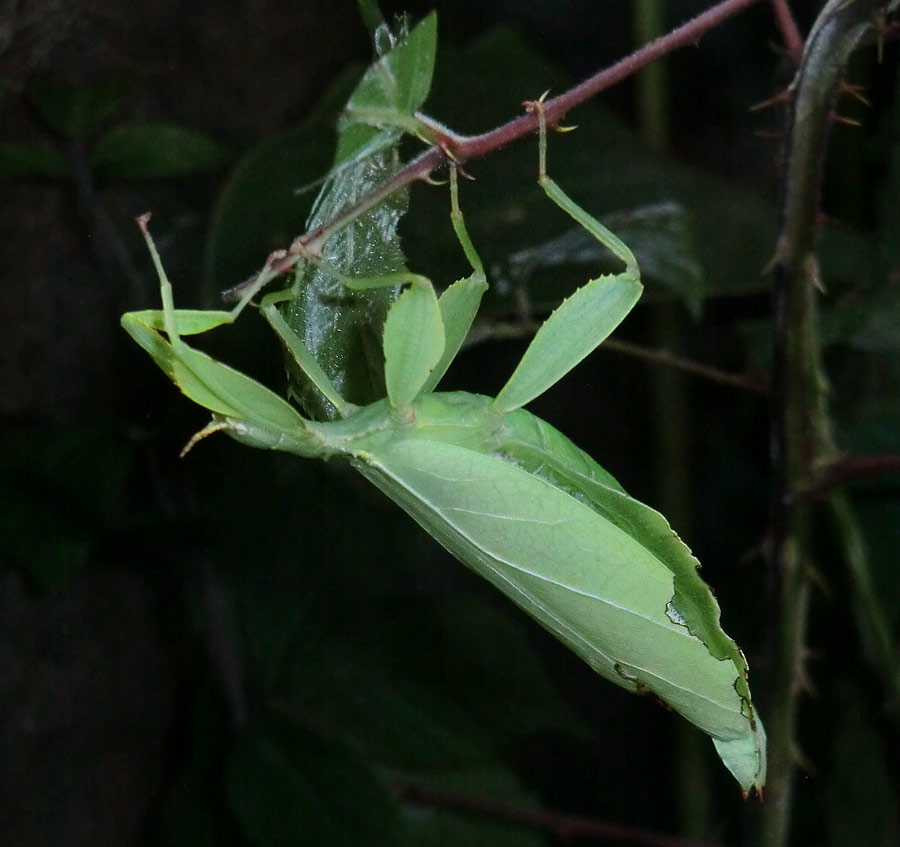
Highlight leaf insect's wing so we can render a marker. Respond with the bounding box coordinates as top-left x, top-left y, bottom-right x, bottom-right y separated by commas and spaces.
350, 406, 765, 794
